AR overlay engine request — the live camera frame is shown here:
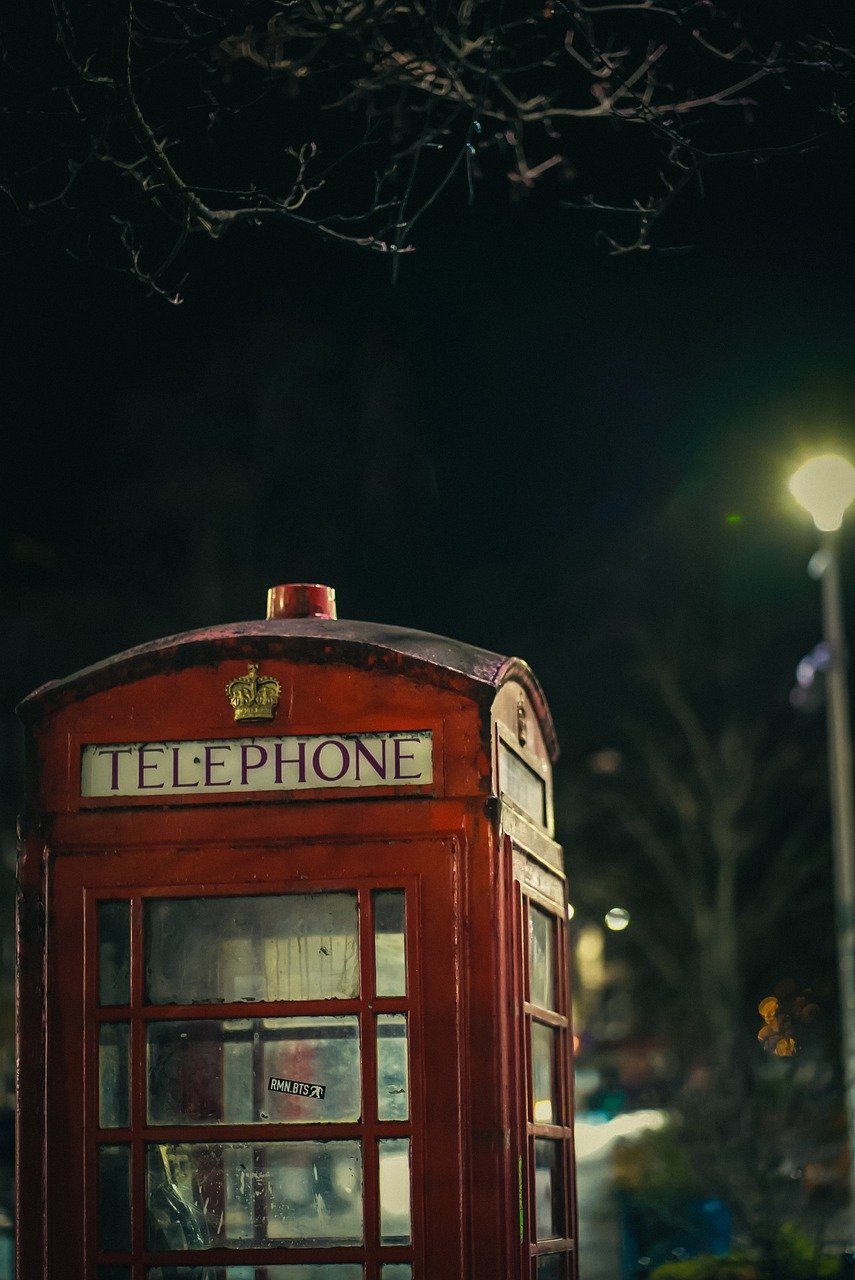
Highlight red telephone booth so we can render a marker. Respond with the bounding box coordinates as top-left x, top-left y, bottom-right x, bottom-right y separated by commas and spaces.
17, 584, 578, 1280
